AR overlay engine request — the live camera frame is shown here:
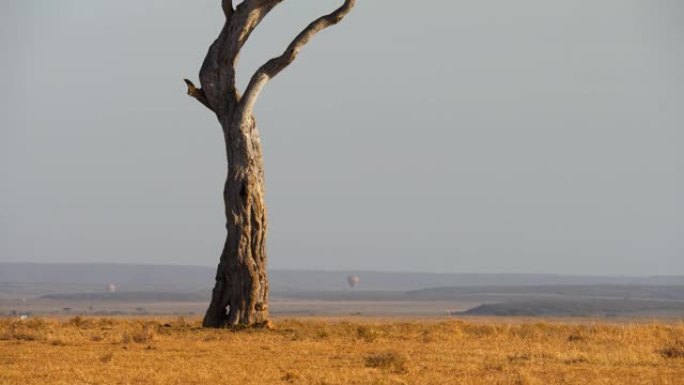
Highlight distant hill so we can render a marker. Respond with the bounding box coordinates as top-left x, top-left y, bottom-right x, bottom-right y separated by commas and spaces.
407, 285, 684, 301
3, 263, 684, 318
0, 263, 211, 294
1, 262, 683, 299
40, 292, 206, 302
459, 299, 684, 317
